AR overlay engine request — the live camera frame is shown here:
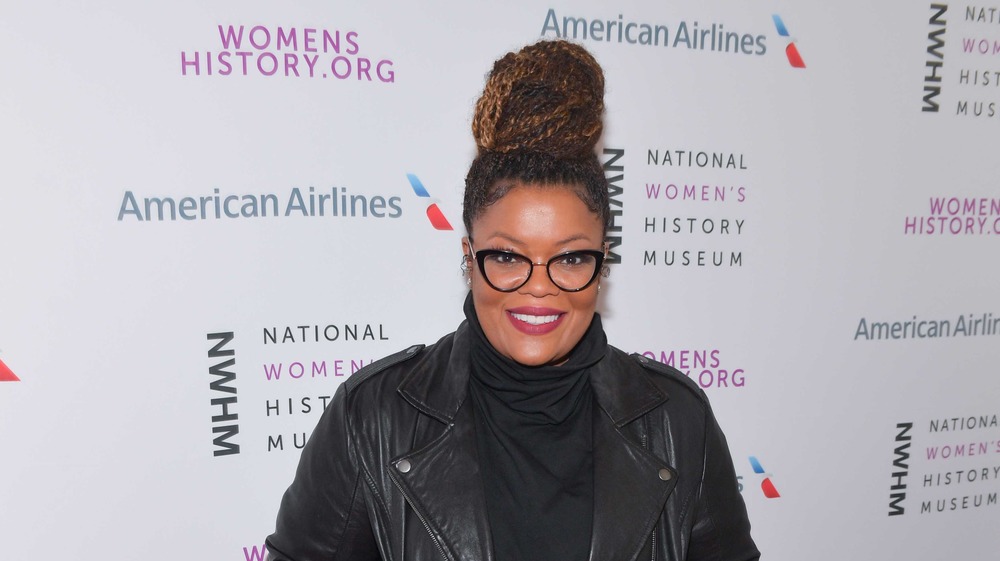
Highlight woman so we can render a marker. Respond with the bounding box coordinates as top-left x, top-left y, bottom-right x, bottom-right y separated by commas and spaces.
265, 40, 759, 561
